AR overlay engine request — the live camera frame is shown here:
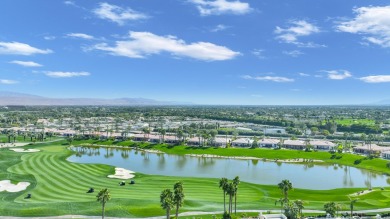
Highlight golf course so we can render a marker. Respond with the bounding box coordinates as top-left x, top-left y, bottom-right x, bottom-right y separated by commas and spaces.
0, 140, 390, 218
